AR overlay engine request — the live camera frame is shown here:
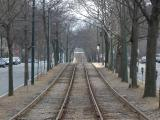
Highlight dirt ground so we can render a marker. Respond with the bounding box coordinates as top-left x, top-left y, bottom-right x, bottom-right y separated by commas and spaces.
93, 63, 160, 120
0, 64, 66, 120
